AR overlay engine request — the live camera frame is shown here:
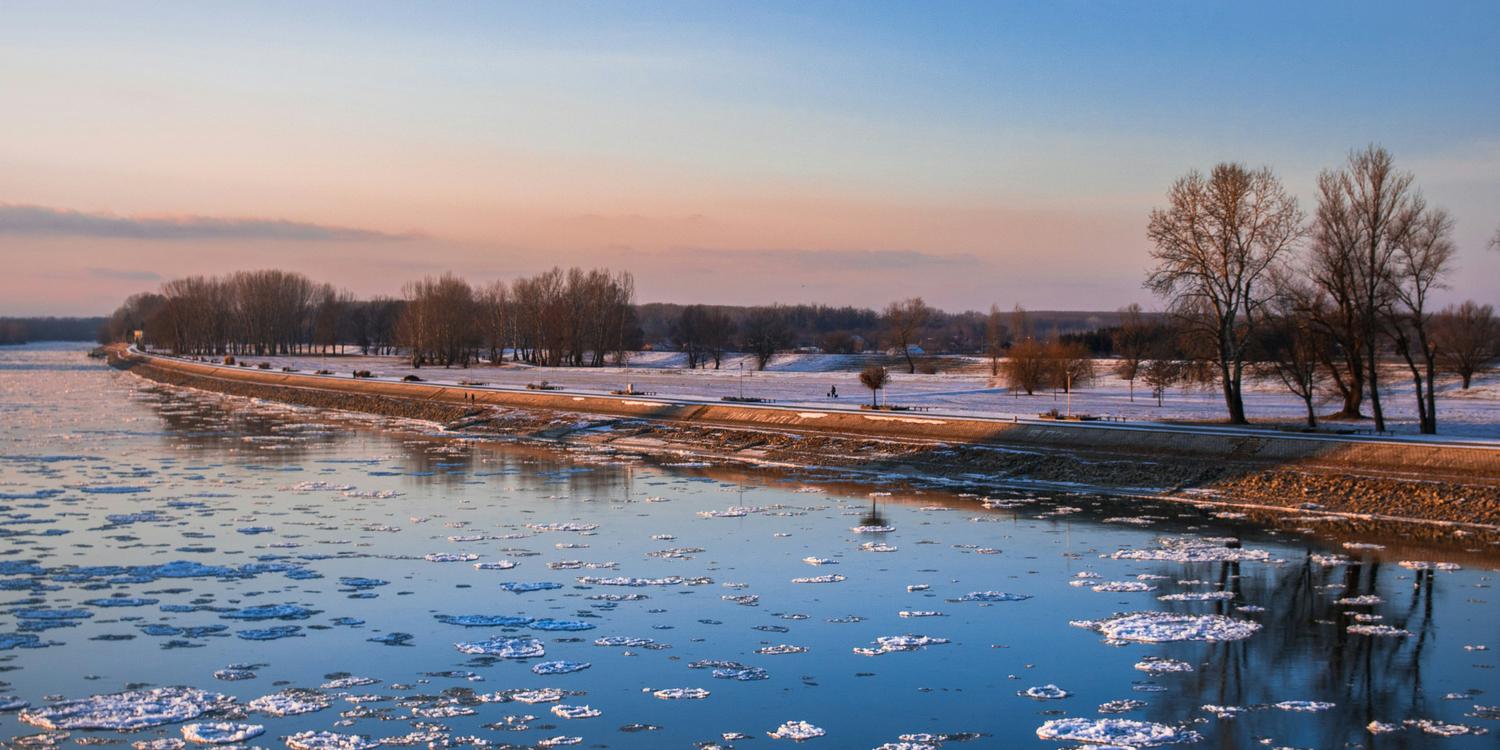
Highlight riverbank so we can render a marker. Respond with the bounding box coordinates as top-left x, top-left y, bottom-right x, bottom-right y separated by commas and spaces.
108, 346, 1500, 534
